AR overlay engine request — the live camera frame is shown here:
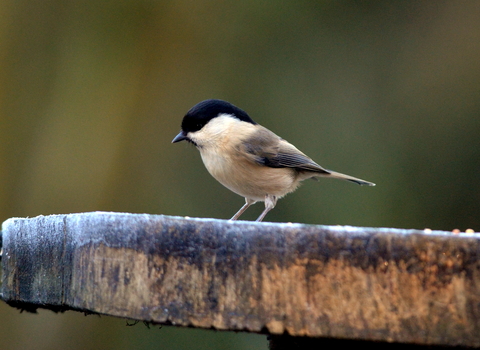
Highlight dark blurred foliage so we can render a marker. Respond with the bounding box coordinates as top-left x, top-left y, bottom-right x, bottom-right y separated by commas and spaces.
1, 1, 480, 349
